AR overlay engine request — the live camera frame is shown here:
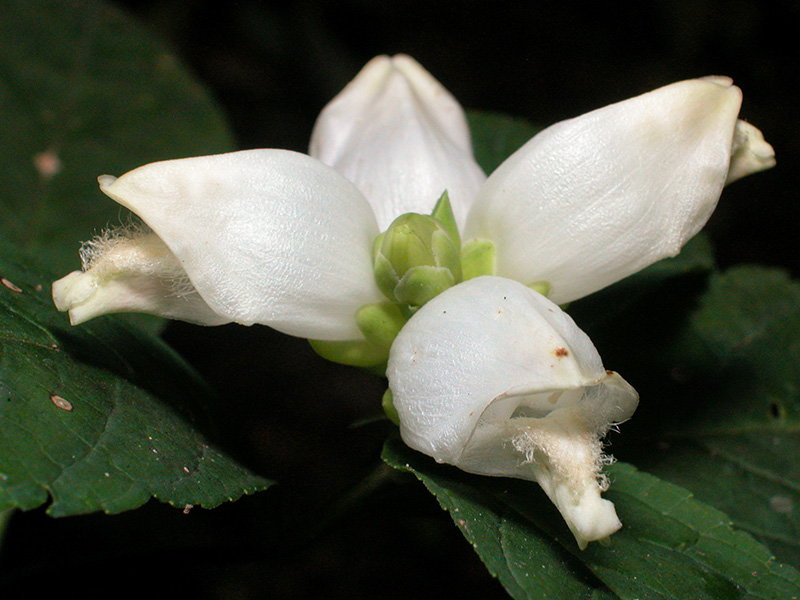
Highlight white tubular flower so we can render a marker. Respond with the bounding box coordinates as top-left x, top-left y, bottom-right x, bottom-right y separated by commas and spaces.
50, 55, 777, 547
387, 276, 639, 549
52, 150, 384, 340
309, 54, 487, 231
464, 76, 775, 304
